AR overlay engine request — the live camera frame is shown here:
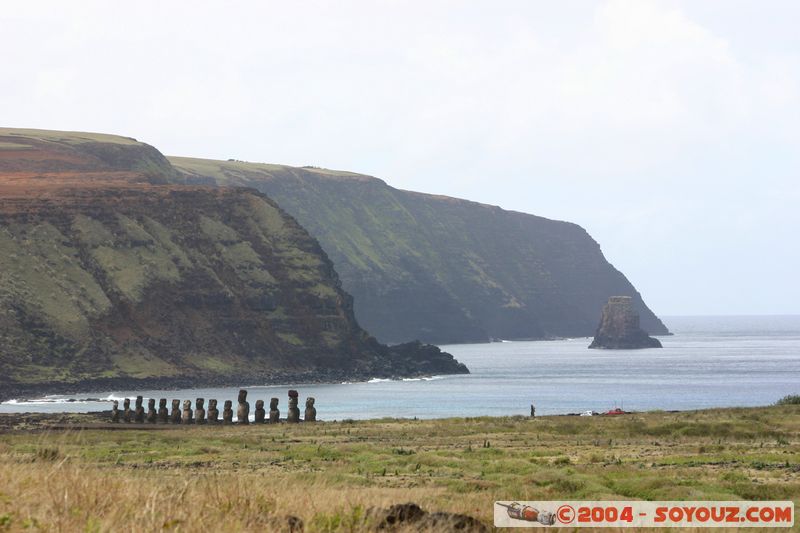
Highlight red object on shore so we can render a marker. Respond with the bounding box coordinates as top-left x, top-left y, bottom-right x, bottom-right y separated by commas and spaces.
605, 407, 626, 415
